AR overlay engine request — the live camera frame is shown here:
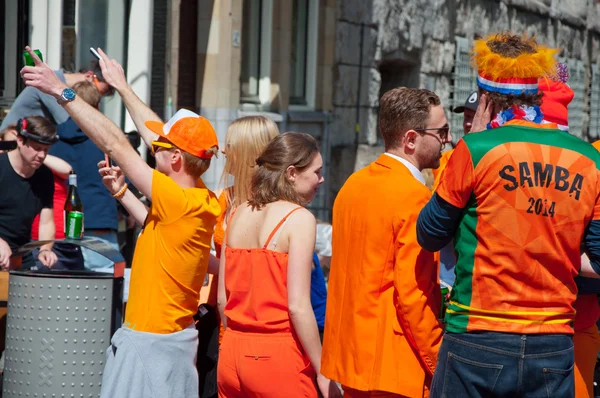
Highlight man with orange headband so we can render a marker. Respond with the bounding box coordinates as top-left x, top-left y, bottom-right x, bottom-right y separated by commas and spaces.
417, 33, 600, 397
20, 47, 221, 397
